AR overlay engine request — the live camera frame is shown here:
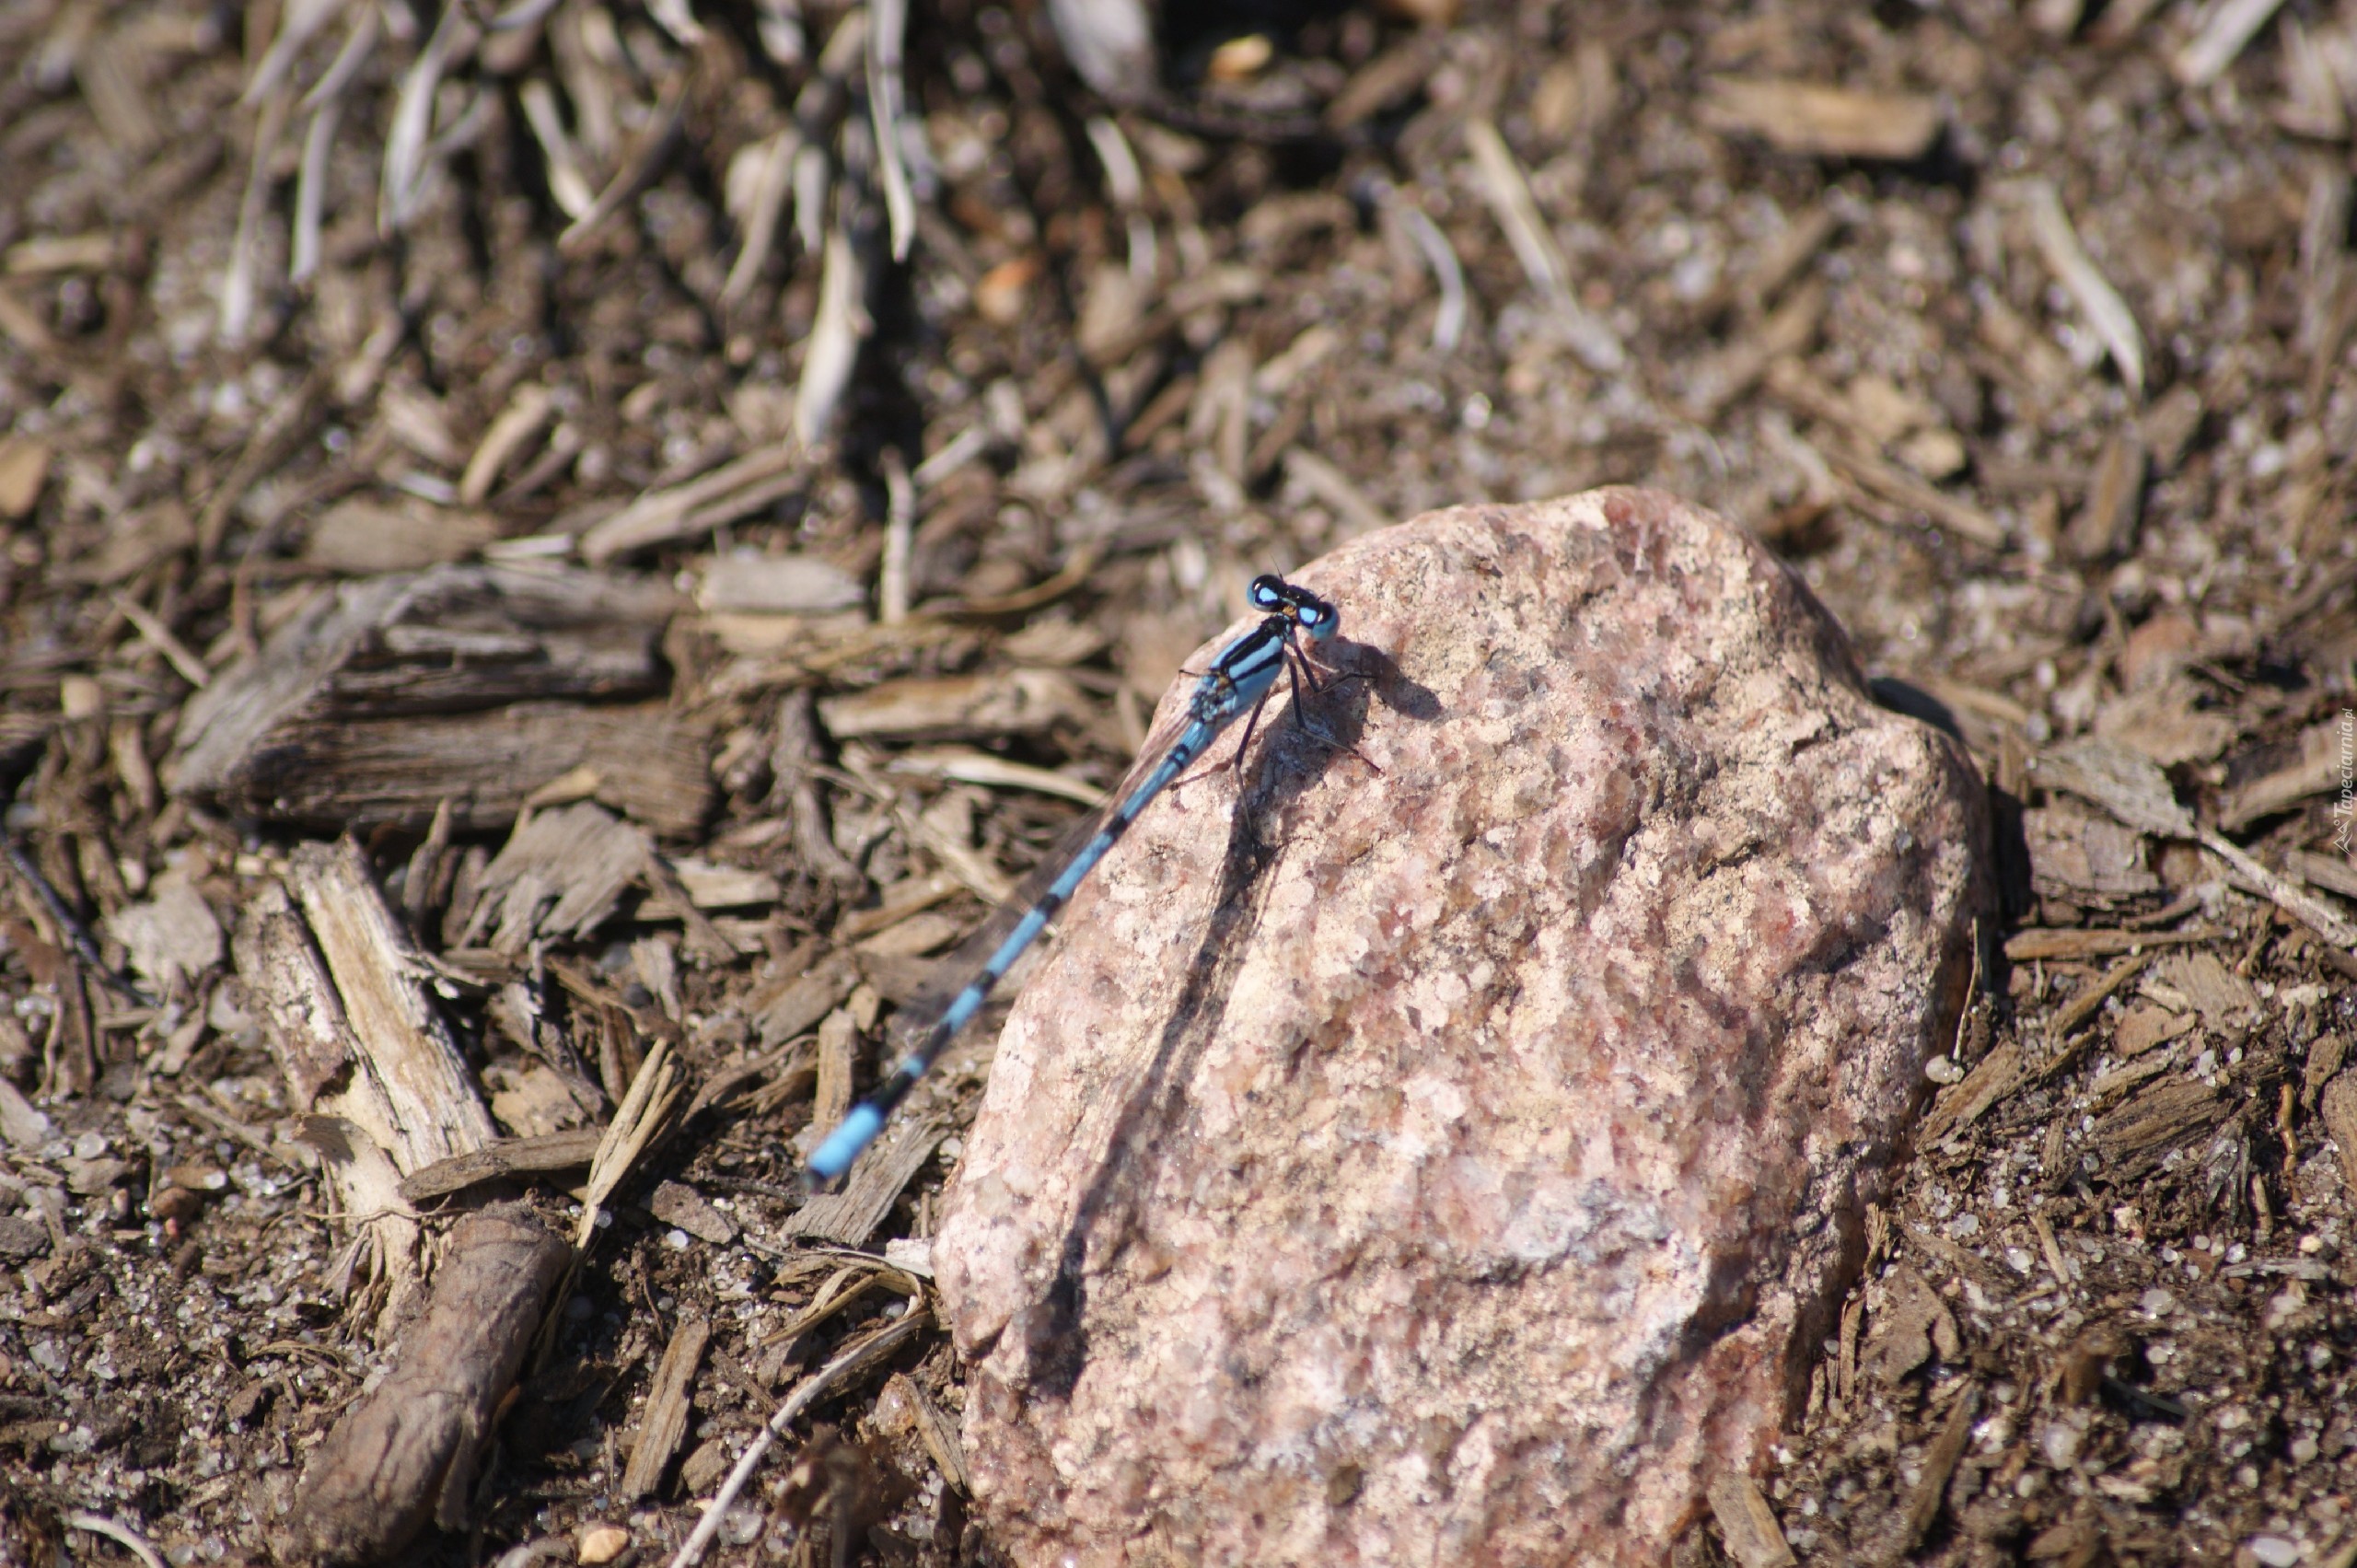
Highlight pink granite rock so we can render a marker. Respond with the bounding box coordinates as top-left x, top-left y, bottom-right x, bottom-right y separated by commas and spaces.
933, 488, 1990, 1566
